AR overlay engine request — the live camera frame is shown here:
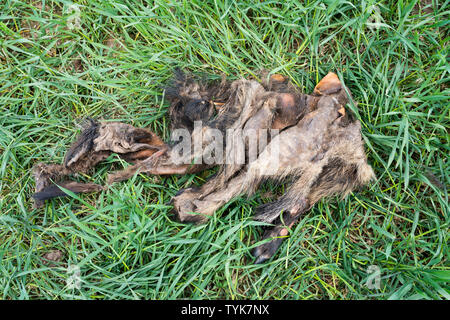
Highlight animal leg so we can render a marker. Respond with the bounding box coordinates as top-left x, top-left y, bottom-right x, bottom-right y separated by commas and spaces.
252, 199, 309, 264
252, 152, 375, 264
173, 172, 249, 224
106, 149, 211, 184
